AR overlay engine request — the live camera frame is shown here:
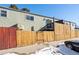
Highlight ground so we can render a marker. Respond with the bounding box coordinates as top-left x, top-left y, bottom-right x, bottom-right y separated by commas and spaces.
0, 38, 79, 55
